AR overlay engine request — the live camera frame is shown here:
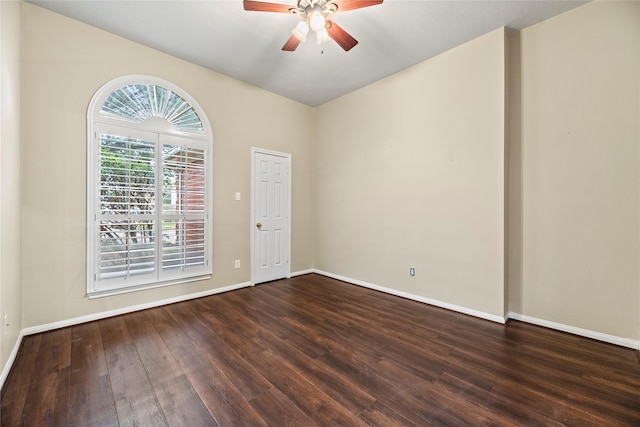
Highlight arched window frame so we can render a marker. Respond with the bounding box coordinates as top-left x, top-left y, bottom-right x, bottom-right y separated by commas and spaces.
87, 75, 213, 298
